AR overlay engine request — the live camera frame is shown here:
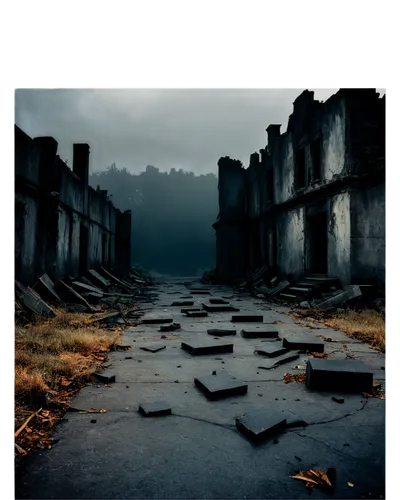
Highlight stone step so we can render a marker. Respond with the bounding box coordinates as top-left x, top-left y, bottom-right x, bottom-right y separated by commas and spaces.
306, 358, 373, 393
287, 287, 311, 296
